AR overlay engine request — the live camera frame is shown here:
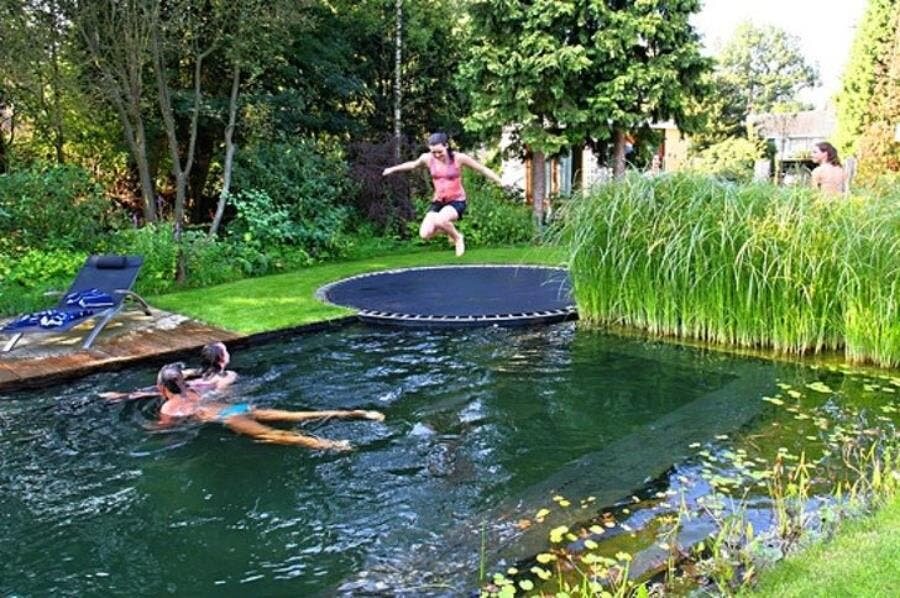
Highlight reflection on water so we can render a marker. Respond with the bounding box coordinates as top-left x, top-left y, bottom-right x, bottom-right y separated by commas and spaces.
0, 323, 896, 596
